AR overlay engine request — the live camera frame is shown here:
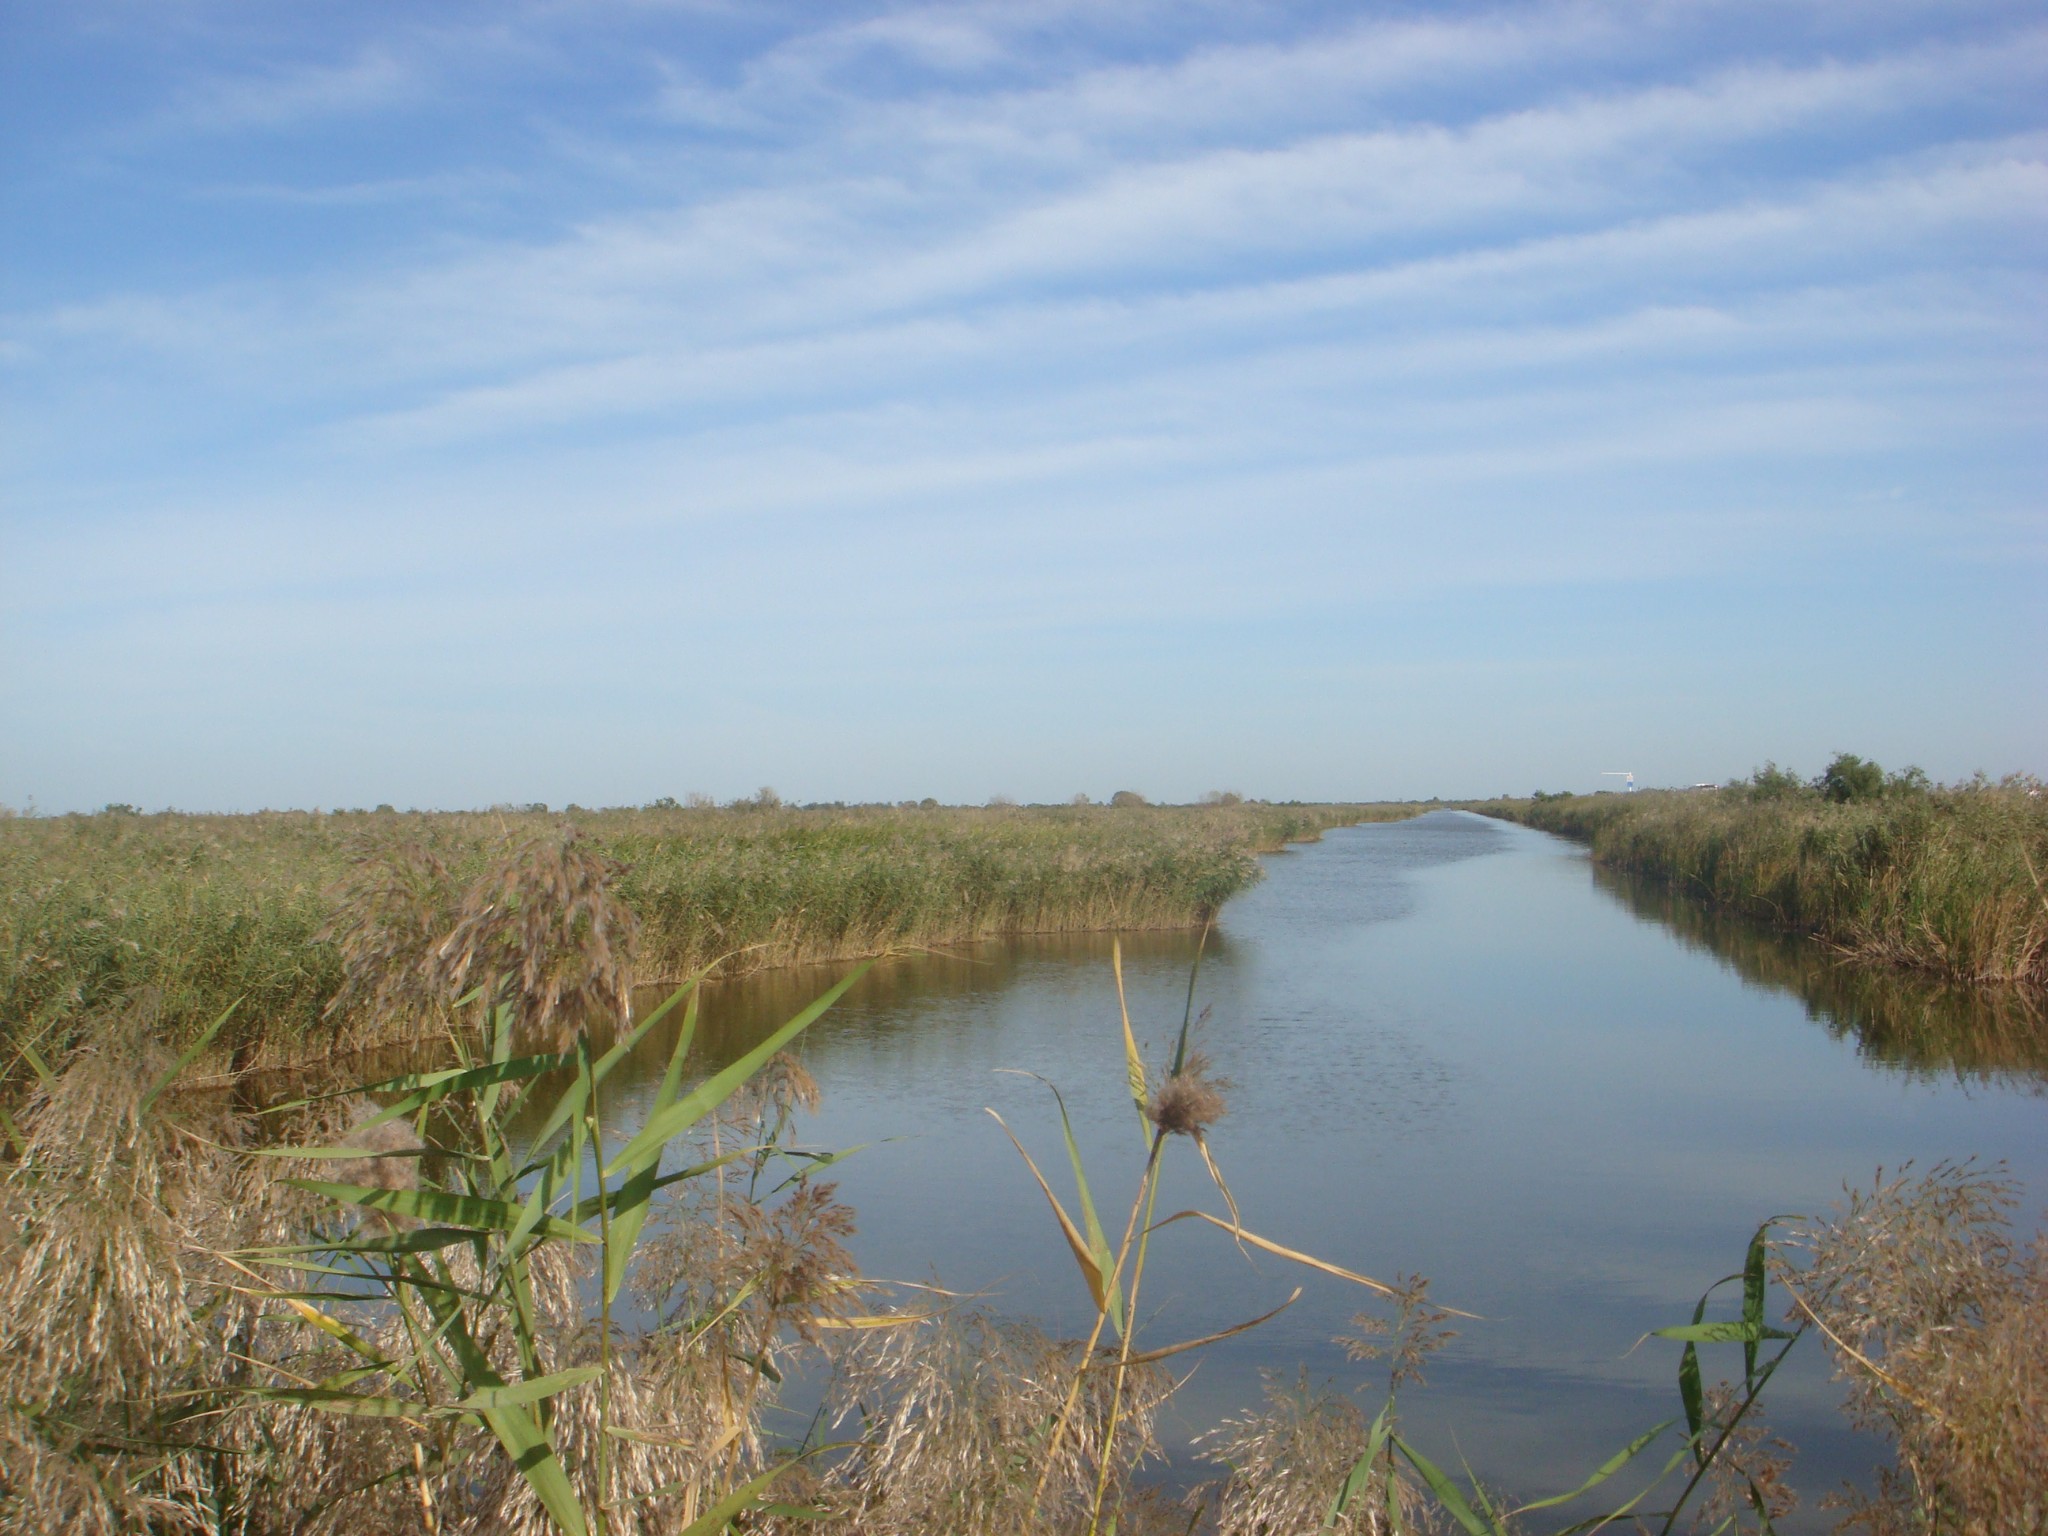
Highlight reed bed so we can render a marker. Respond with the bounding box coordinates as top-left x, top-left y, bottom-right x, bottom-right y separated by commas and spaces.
1474, 778, 2048, 990
2, 824, 2035, 1535
0, 800, 1410, 1080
